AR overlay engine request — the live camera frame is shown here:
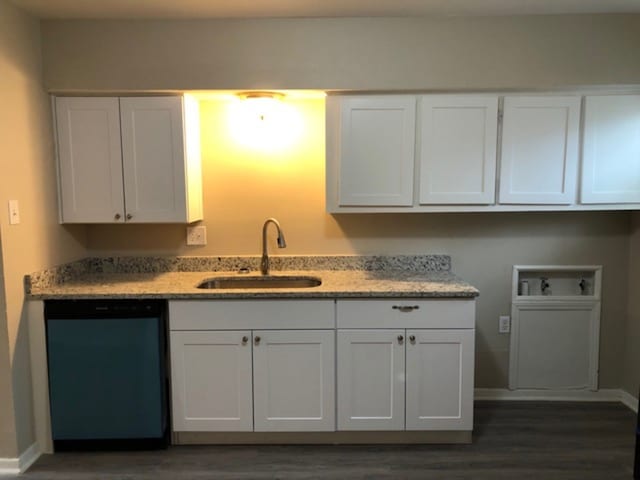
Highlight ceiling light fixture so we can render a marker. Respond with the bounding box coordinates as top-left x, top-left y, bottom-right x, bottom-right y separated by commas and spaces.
237, 91, 285, 101
228, 91, 302, 151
